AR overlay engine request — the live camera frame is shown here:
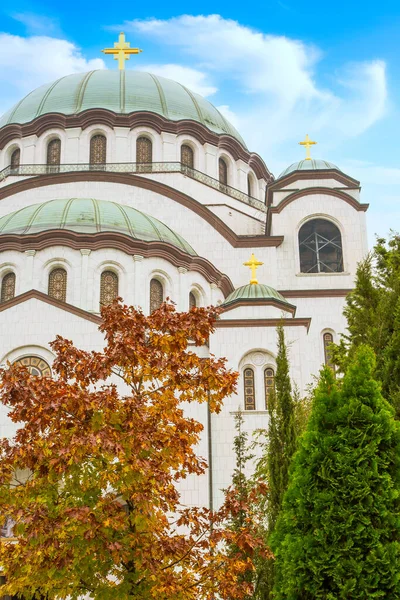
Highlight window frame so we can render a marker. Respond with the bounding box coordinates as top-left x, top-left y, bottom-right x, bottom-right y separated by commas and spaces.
243, 366, 256, 411
90, 133, 107, 167
149, 277, 164, 313
0, 272, 16, 303
100, 270, 119, 307
48, 267, 67, 302
298, 217, 344, 274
